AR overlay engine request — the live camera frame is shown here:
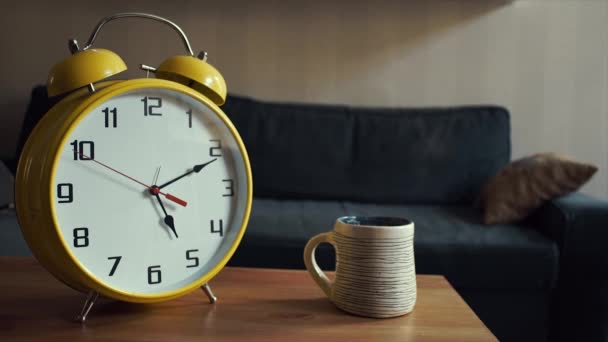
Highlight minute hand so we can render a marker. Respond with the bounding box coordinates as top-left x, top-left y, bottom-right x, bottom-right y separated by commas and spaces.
157, 158, 217, 190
